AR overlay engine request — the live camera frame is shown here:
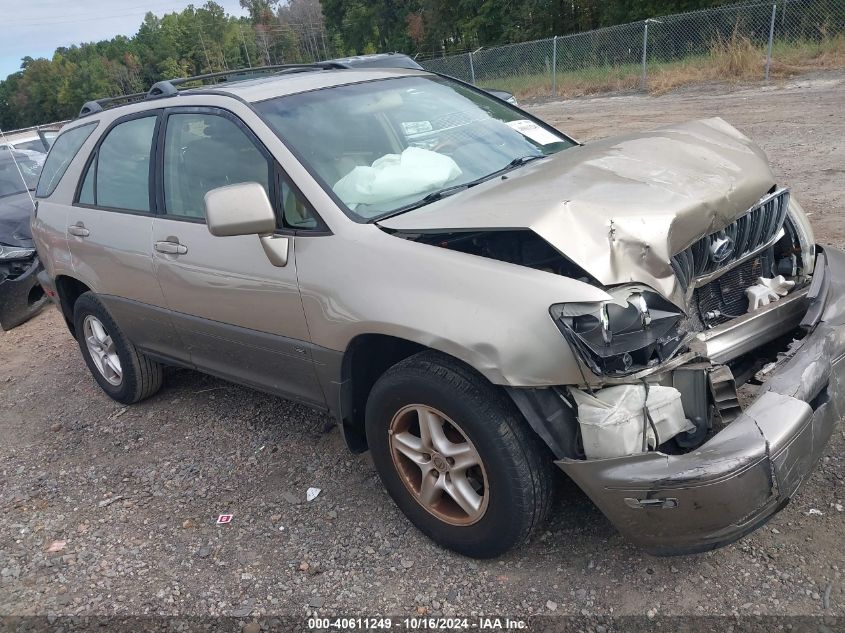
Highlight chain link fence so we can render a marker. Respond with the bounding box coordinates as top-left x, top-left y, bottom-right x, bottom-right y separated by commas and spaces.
421, 0, 845, 99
